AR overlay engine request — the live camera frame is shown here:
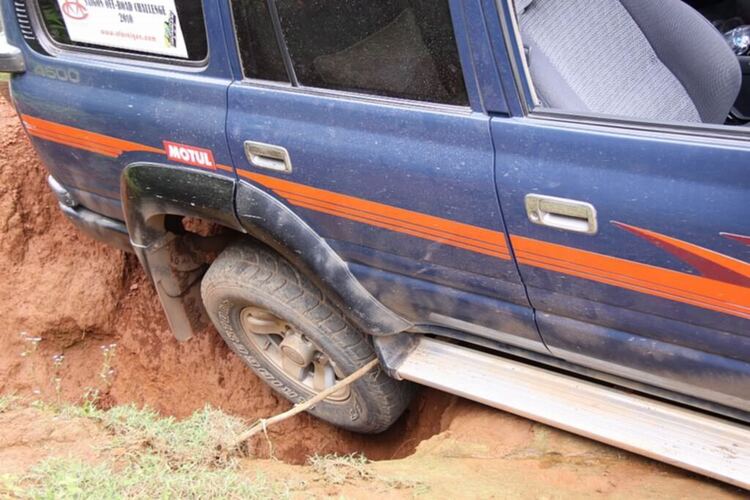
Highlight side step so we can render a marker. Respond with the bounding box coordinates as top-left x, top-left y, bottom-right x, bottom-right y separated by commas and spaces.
392, 337, 750, 489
